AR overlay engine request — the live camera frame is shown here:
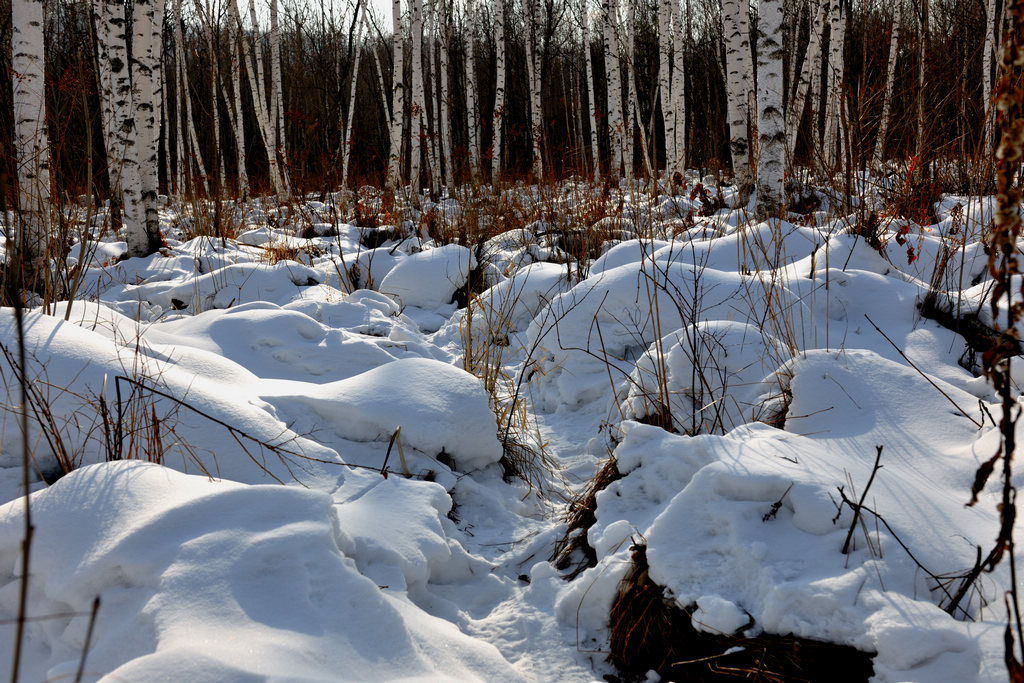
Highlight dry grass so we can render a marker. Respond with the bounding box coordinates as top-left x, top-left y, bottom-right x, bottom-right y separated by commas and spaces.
607, 543, 876, 682
551, 455, 622, 578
